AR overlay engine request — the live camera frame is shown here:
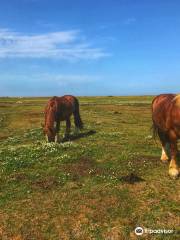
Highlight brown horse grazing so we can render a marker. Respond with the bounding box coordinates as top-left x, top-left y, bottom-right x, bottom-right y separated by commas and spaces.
43, 95, 83, 142
152, 94, 180, 179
